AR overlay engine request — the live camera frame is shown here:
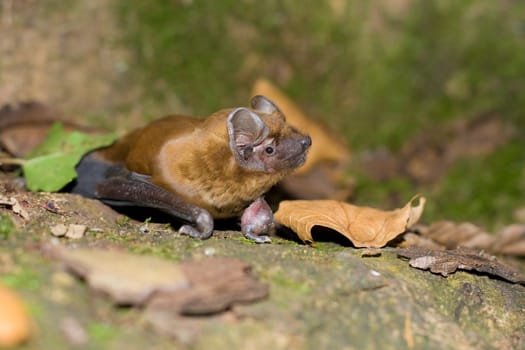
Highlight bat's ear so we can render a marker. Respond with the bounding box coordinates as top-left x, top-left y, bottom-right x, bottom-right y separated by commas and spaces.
250, 95, 281, 115
227, 108, 270, 160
